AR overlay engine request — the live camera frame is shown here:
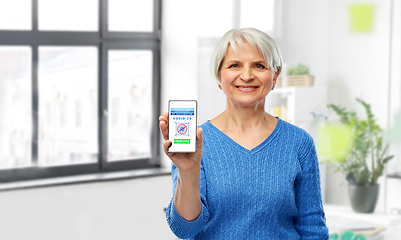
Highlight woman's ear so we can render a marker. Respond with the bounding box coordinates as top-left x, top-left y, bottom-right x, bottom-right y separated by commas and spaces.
271, 67, 281, 90
275, 66, 282, 79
